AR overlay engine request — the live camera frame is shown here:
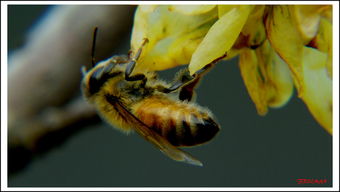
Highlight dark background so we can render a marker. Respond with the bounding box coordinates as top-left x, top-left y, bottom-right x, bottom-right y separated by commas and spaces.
7, 5, 332, 187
